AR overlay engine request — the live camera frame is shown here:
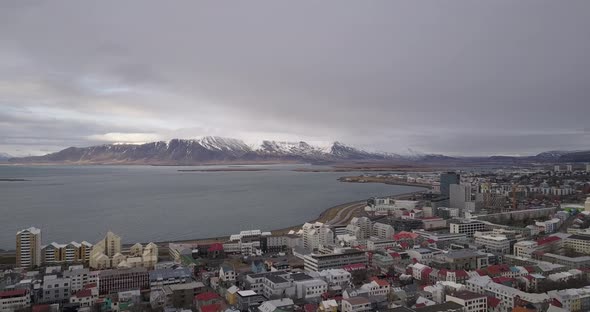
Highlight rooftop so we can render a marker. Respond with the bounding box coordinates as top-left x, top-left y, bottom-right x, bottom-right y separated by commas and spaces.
414, 301, 464, 312
448, 290, 485, 300
569, 234, 590, 241
0, 289, 27, 299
